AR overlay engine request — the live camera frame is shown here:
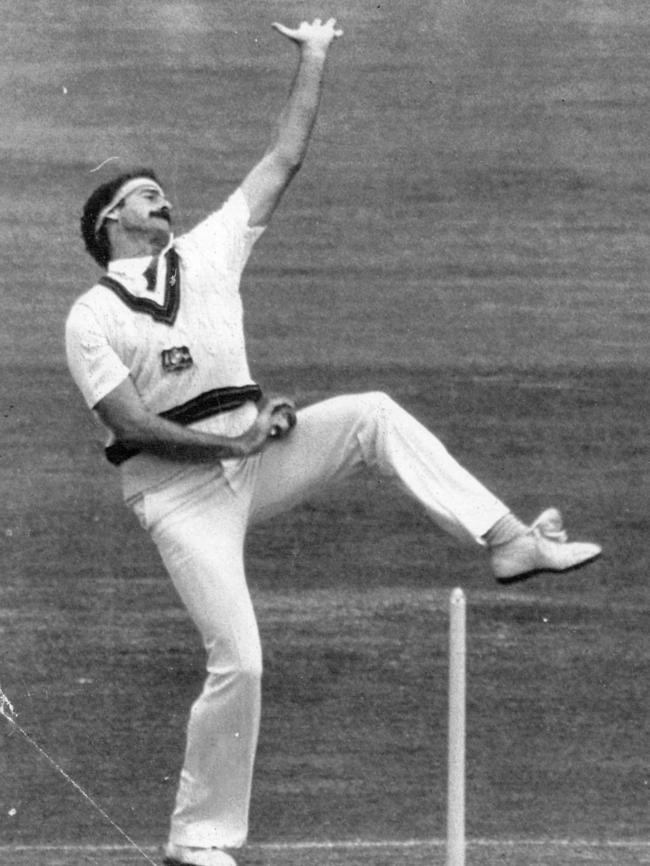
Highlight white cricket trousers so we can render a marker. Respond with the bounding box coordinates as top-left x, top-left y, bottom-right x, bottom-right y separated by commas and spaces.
130, 392, 508, 849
